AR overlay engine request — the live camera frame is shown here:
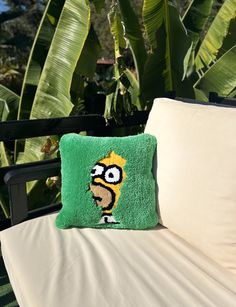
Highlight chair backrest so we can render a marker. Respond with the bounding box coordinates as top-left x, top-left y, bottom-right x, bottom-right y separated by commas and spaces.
145, 97, 236, 275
